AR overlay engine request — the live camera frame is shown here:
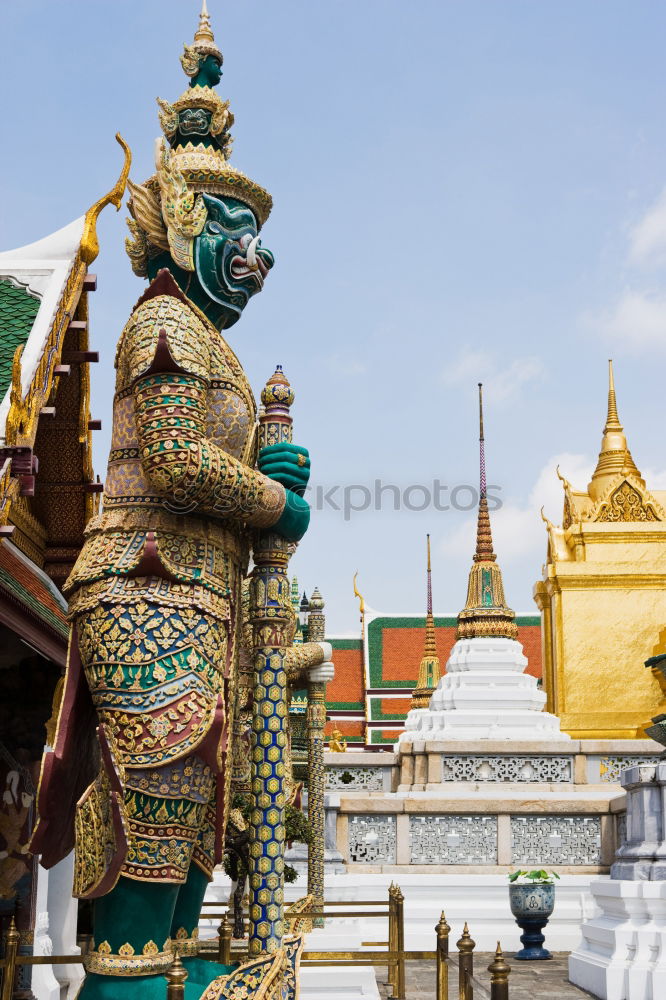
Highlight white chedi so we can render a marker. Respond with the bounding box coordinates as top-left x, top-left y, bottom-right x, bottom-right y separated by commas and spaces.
401, 636, 570, 742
